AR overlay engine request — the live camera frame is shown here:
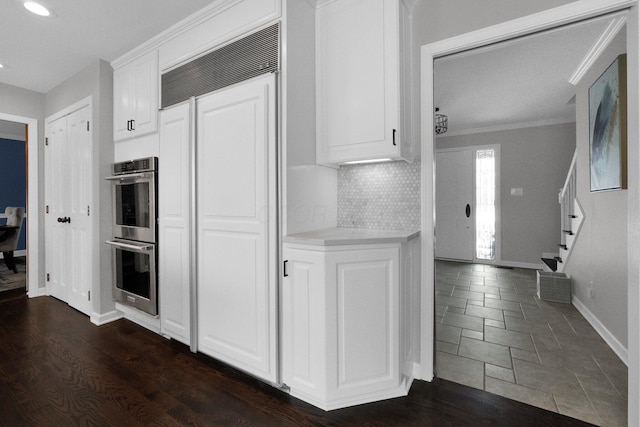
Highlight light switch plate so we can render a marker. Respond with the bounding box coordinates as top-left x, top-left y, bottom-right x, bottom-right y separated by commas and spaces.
510, 188, 523, 196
